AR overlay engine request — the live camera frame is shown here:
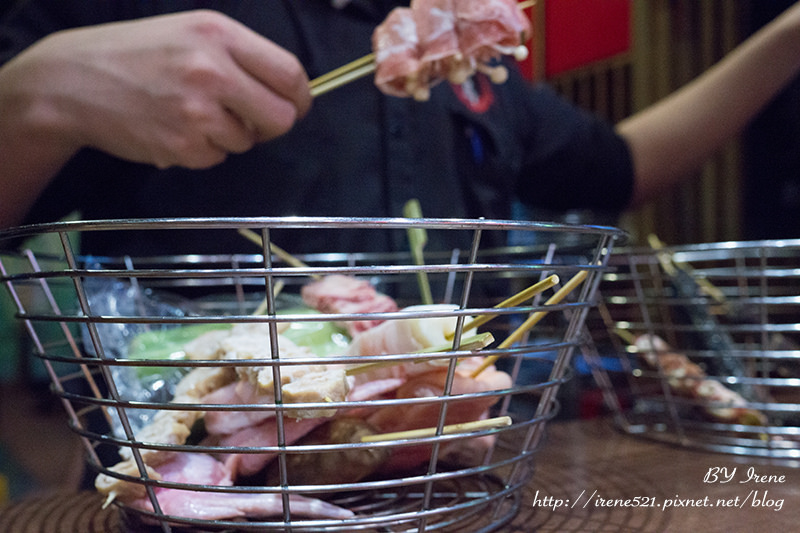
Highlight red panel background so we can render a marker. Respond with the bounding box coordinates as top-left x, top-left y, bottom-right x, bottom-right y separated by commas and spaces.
545, 0, 631, 77
517, 0, 631, 80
